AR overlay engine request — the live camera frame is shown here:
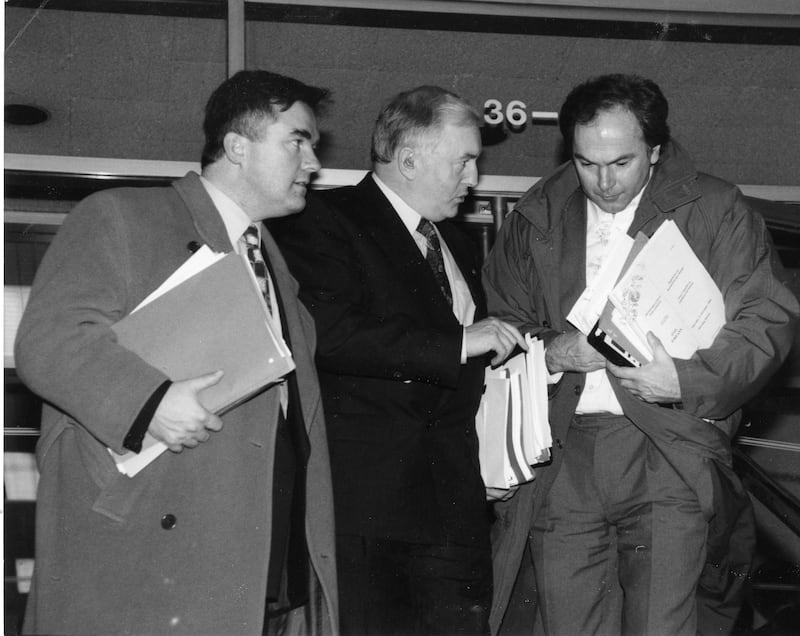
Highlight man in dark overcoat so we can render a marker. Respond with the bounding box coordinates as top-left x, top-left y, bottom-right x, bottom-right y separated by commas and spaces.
484, 74, 799, 636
